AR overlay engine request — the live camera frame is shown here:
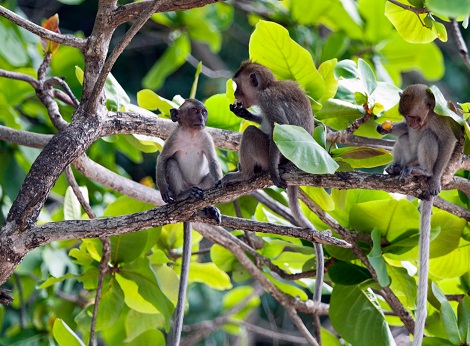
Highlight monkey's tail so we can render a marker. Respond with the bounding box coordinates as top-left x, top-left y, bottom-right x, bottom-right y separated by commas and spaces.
168, 221, 192, 346
287, 186, 324, 307
413, 198, 433, 346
